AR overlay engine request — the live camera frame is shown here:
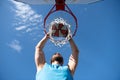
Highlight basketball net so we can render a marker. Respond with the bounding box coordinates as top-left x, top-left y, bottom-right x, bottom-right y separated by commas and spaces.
49, 17, 72, 47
